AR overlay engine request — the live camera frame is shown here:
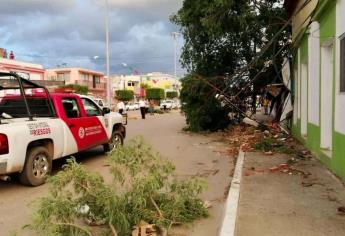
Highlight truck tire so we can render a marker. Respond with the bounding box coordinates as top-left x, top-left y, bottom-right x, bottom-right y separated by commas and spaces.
104, 131, 124, 152
19, 146, 52, 186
